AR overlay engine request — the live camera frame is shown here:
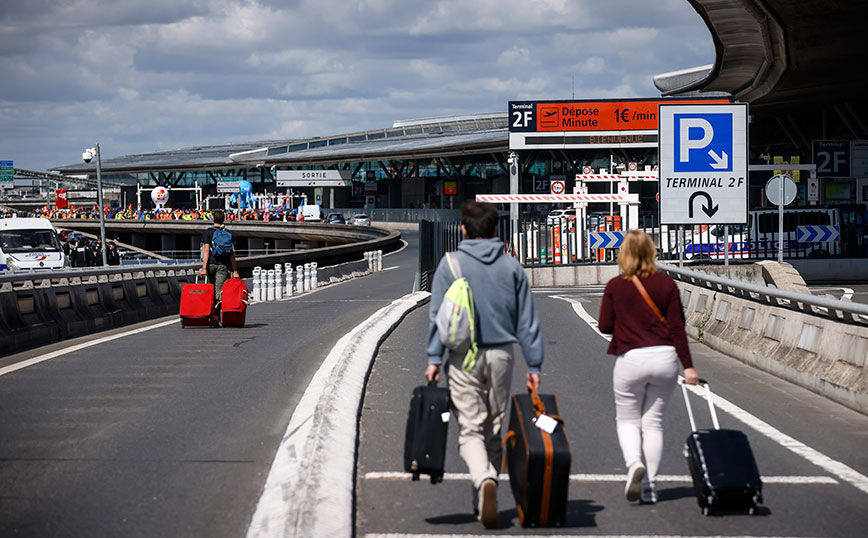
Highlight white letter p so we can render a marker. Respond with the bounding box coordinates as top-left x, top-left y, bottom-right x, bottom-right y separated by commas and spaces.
680, 118, 713, 162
